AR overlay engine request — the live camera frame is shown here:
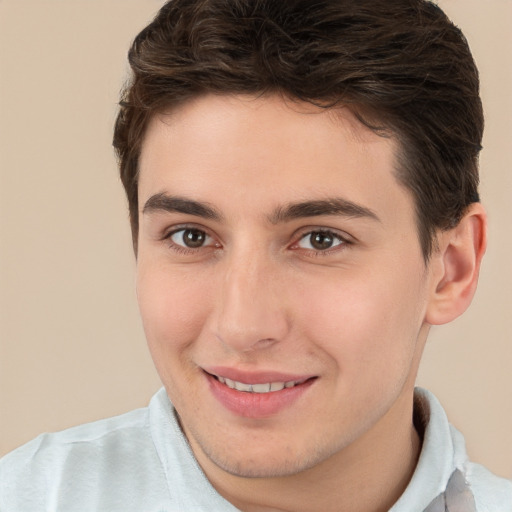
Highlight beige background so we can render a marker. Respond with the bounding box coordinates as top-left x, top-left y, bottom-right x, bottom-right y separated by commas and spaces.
0, 0, 511, 479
